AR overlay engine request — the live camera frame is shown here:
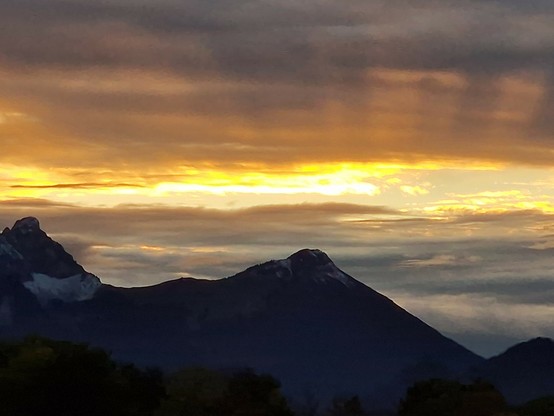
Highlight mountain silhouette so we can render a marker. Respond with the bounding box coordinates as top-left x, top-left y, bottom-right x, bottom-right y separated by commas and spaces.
470, 337, 554, 404
2, 217, 87, 278
0, 217, 501, 409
